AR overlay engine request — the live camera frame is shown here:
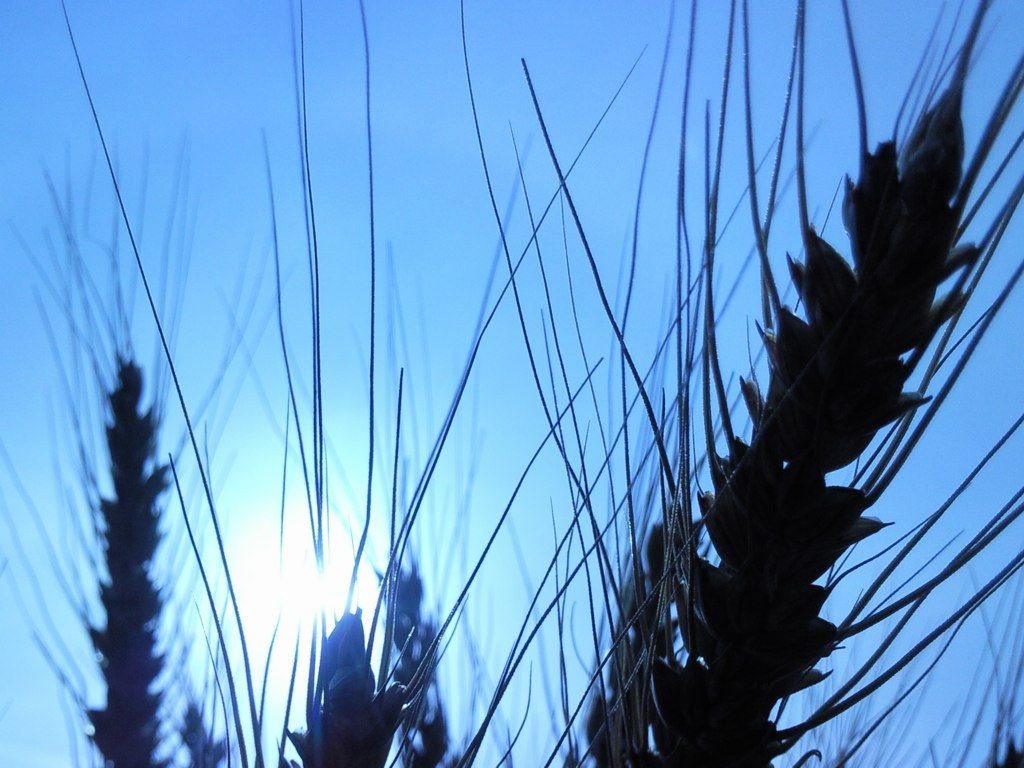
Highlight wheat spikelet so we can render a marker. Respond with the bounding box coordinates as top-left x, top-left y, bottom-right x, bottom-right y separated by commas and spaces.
88, 359, 169, 768
391, 566, 454, 768
287, 612, 406, 768
285, 567, 455, 768
643, 7, 1001, 768
181, 699, 228, 768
